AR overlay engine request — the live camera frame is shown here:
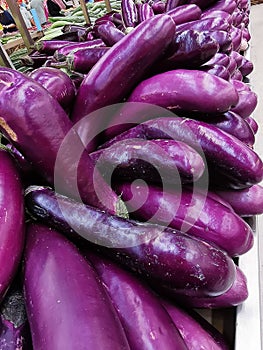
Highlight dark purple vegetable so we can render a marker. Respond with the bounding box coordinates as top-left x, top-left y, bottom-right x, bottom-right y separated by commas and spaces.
66, 47, 110, 73
0, 67, 124, 216
0, 288, 32, 349
239, 55, 253, 76
28, 67, 76, 109
151, 1, 165, 14
231, 88, 258, 118
71, 14, 176, 122
90, 138, 205, 184
202, 30, 232, 52
231, 79, 250, 93
93, 22, 125, 46
166, 4, 201, 25
208, 111, 255, 146
162, 301, 230, 349
137, 2, 154, 23
101, 117, 263, 188
215, 184, 263, 216
201, 63, 230, 80
128, 69, 238, 114
231, 8, 243, 26
205, 52, 230, 67
25, 186, 236, 297
94, 10, 119, 24
229, 25, 243, 52
165, 0, 188, 12
48, 30, 80, 42
115, 182, 254, 256
229, 50, 243, 68
201, 9, 232, 24
176, 17, 230, 33
187, 0, 218, 10
20, 54, 49, 68
0, 150, 24, 302
62, 24, 90, 41
245, 116, 258, 134
158, 30, 219, 70
23, 223, 130, 350
206, 0, 237, 14
226, 56, 237, 75
165, 265, 248, 308
34, 40, 75, 55
121, 0, 138, 28
231, 69, 243, 81
87, 252, 188, 350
